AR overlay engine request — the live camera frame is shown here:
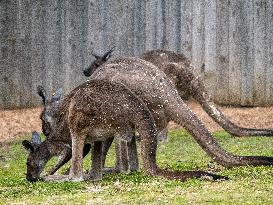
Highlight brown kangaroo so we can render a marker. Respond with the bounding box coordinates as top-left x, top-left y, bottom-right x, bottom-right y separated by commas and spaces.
23, 80, 225, 182
86, 57, 273, 168
84, 48, 273, 137
140, 49, 273, 137
37, 85, 136, 175
83, 48, 273, 172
